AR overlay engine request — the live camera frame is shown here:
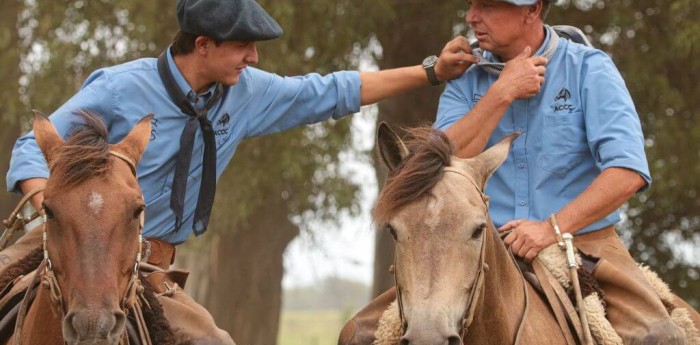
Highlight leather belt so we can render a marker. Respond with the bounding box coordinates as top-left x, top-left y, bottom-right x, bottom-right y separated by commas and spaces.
142, 238, 176, 270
